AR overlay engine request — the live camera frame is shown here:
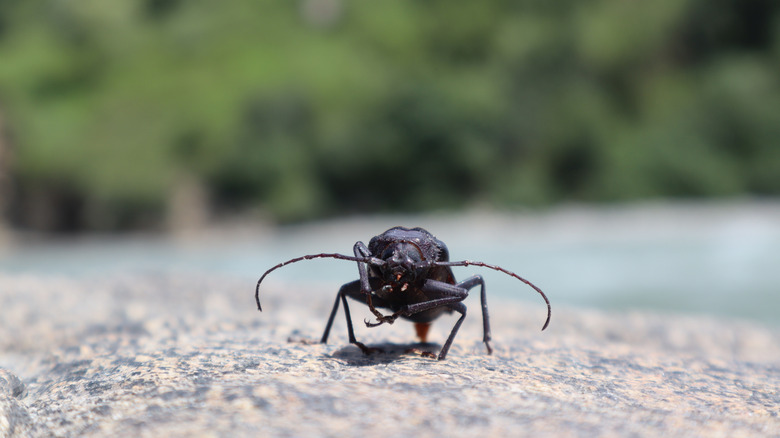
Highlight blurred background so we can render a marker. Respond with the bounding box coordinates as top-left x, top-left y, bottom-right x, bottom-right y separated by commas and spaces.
0, 0, 778, 324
